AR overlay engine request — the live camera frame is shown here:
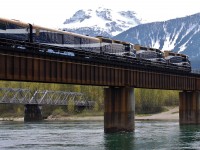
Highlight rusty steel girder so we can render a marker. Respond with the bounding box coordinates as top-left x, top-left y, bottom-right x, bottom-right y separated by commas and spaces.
0, 45, 199, 90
